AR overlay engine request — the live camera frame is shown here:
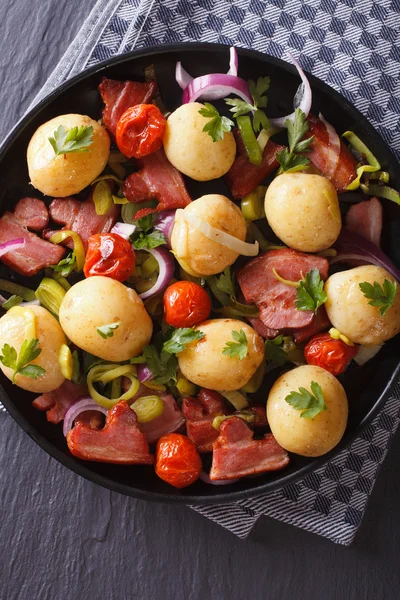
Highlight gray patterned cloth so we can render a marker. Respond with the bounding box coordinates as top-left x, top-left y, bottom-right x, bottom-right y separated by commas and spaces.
12, 0, 400, 544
